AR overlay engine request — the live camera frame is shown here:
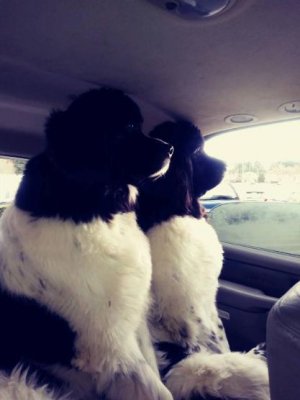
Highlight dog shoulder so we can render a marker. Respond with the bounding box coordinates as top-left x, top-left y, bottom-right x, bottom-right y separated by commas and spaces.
0, 206, 151, 295
147, 216, 223, 270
